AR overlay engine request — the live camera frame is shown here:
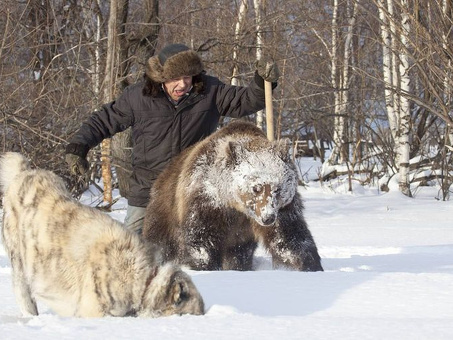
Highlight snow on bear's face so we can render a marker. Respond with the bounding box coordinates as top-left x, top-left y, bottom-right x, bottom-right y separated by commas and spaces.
229, 148, 298, 227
